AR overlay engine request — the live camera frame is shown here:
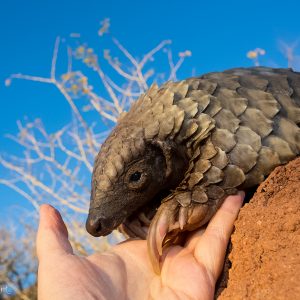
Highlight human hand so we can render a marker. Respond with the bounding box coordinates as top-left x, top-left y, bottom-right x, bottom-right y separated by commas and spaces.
37, 192, 244, 300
